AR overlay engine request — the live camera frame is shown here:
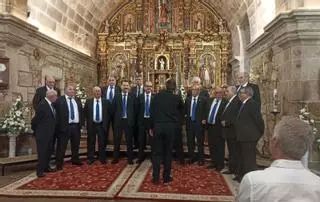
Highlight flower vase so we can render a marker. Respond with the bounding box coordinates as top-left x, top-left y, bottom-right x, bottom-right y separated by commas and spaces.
7, 132, 19, 158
